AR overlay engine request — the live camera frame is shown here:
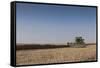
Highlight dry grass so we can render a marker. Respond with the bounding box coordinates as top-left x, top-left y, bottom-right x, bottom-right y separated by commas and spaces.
16, 45, 96, 65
